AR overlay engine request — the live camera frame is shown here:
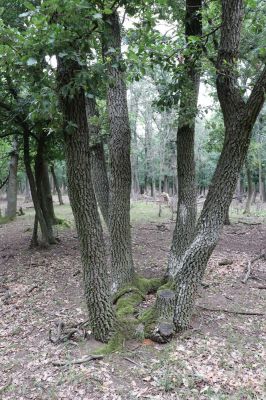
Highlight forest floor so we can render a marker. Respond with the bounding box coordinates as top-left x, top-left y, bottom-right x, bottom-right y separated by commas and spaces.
0, 200, 266, 400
